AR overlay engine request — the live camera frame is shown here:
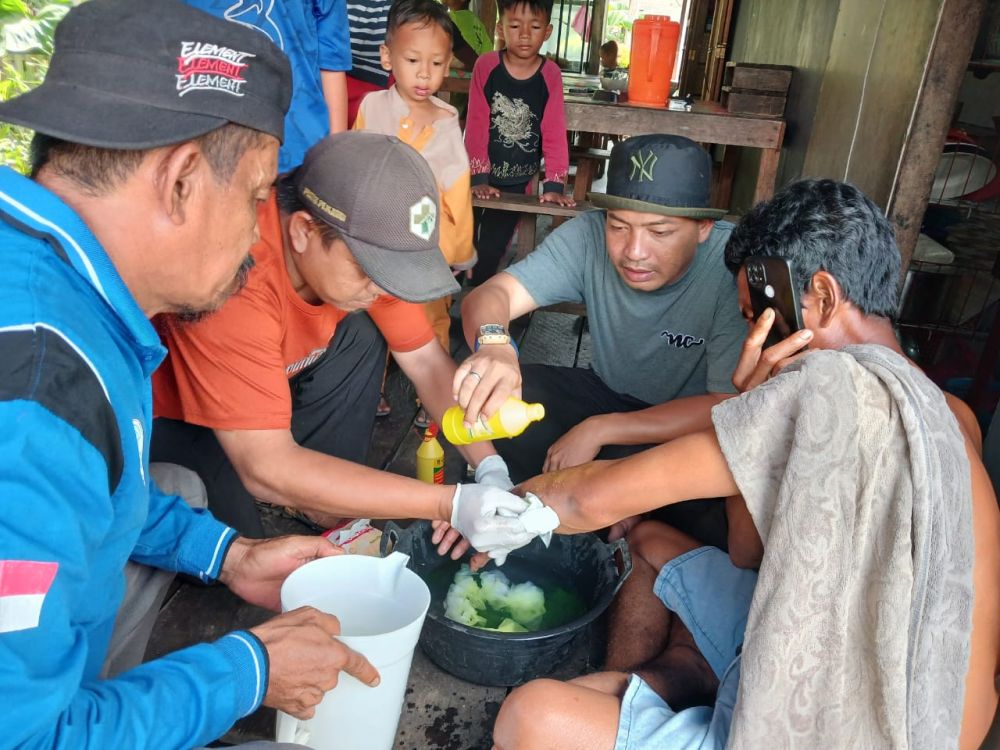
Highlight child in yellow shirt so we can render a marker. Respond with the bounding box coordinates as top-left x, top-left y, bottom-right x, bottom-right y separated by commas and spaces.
355, 0, 476, 369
